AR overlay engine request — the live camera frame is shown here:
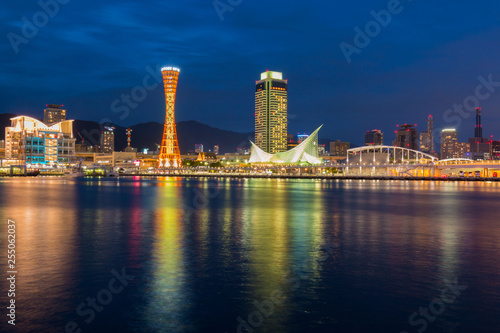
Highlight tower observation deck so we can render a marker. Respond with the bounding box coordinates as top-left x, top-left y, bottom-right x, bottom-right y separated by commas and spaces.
158, 66, 182, 168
